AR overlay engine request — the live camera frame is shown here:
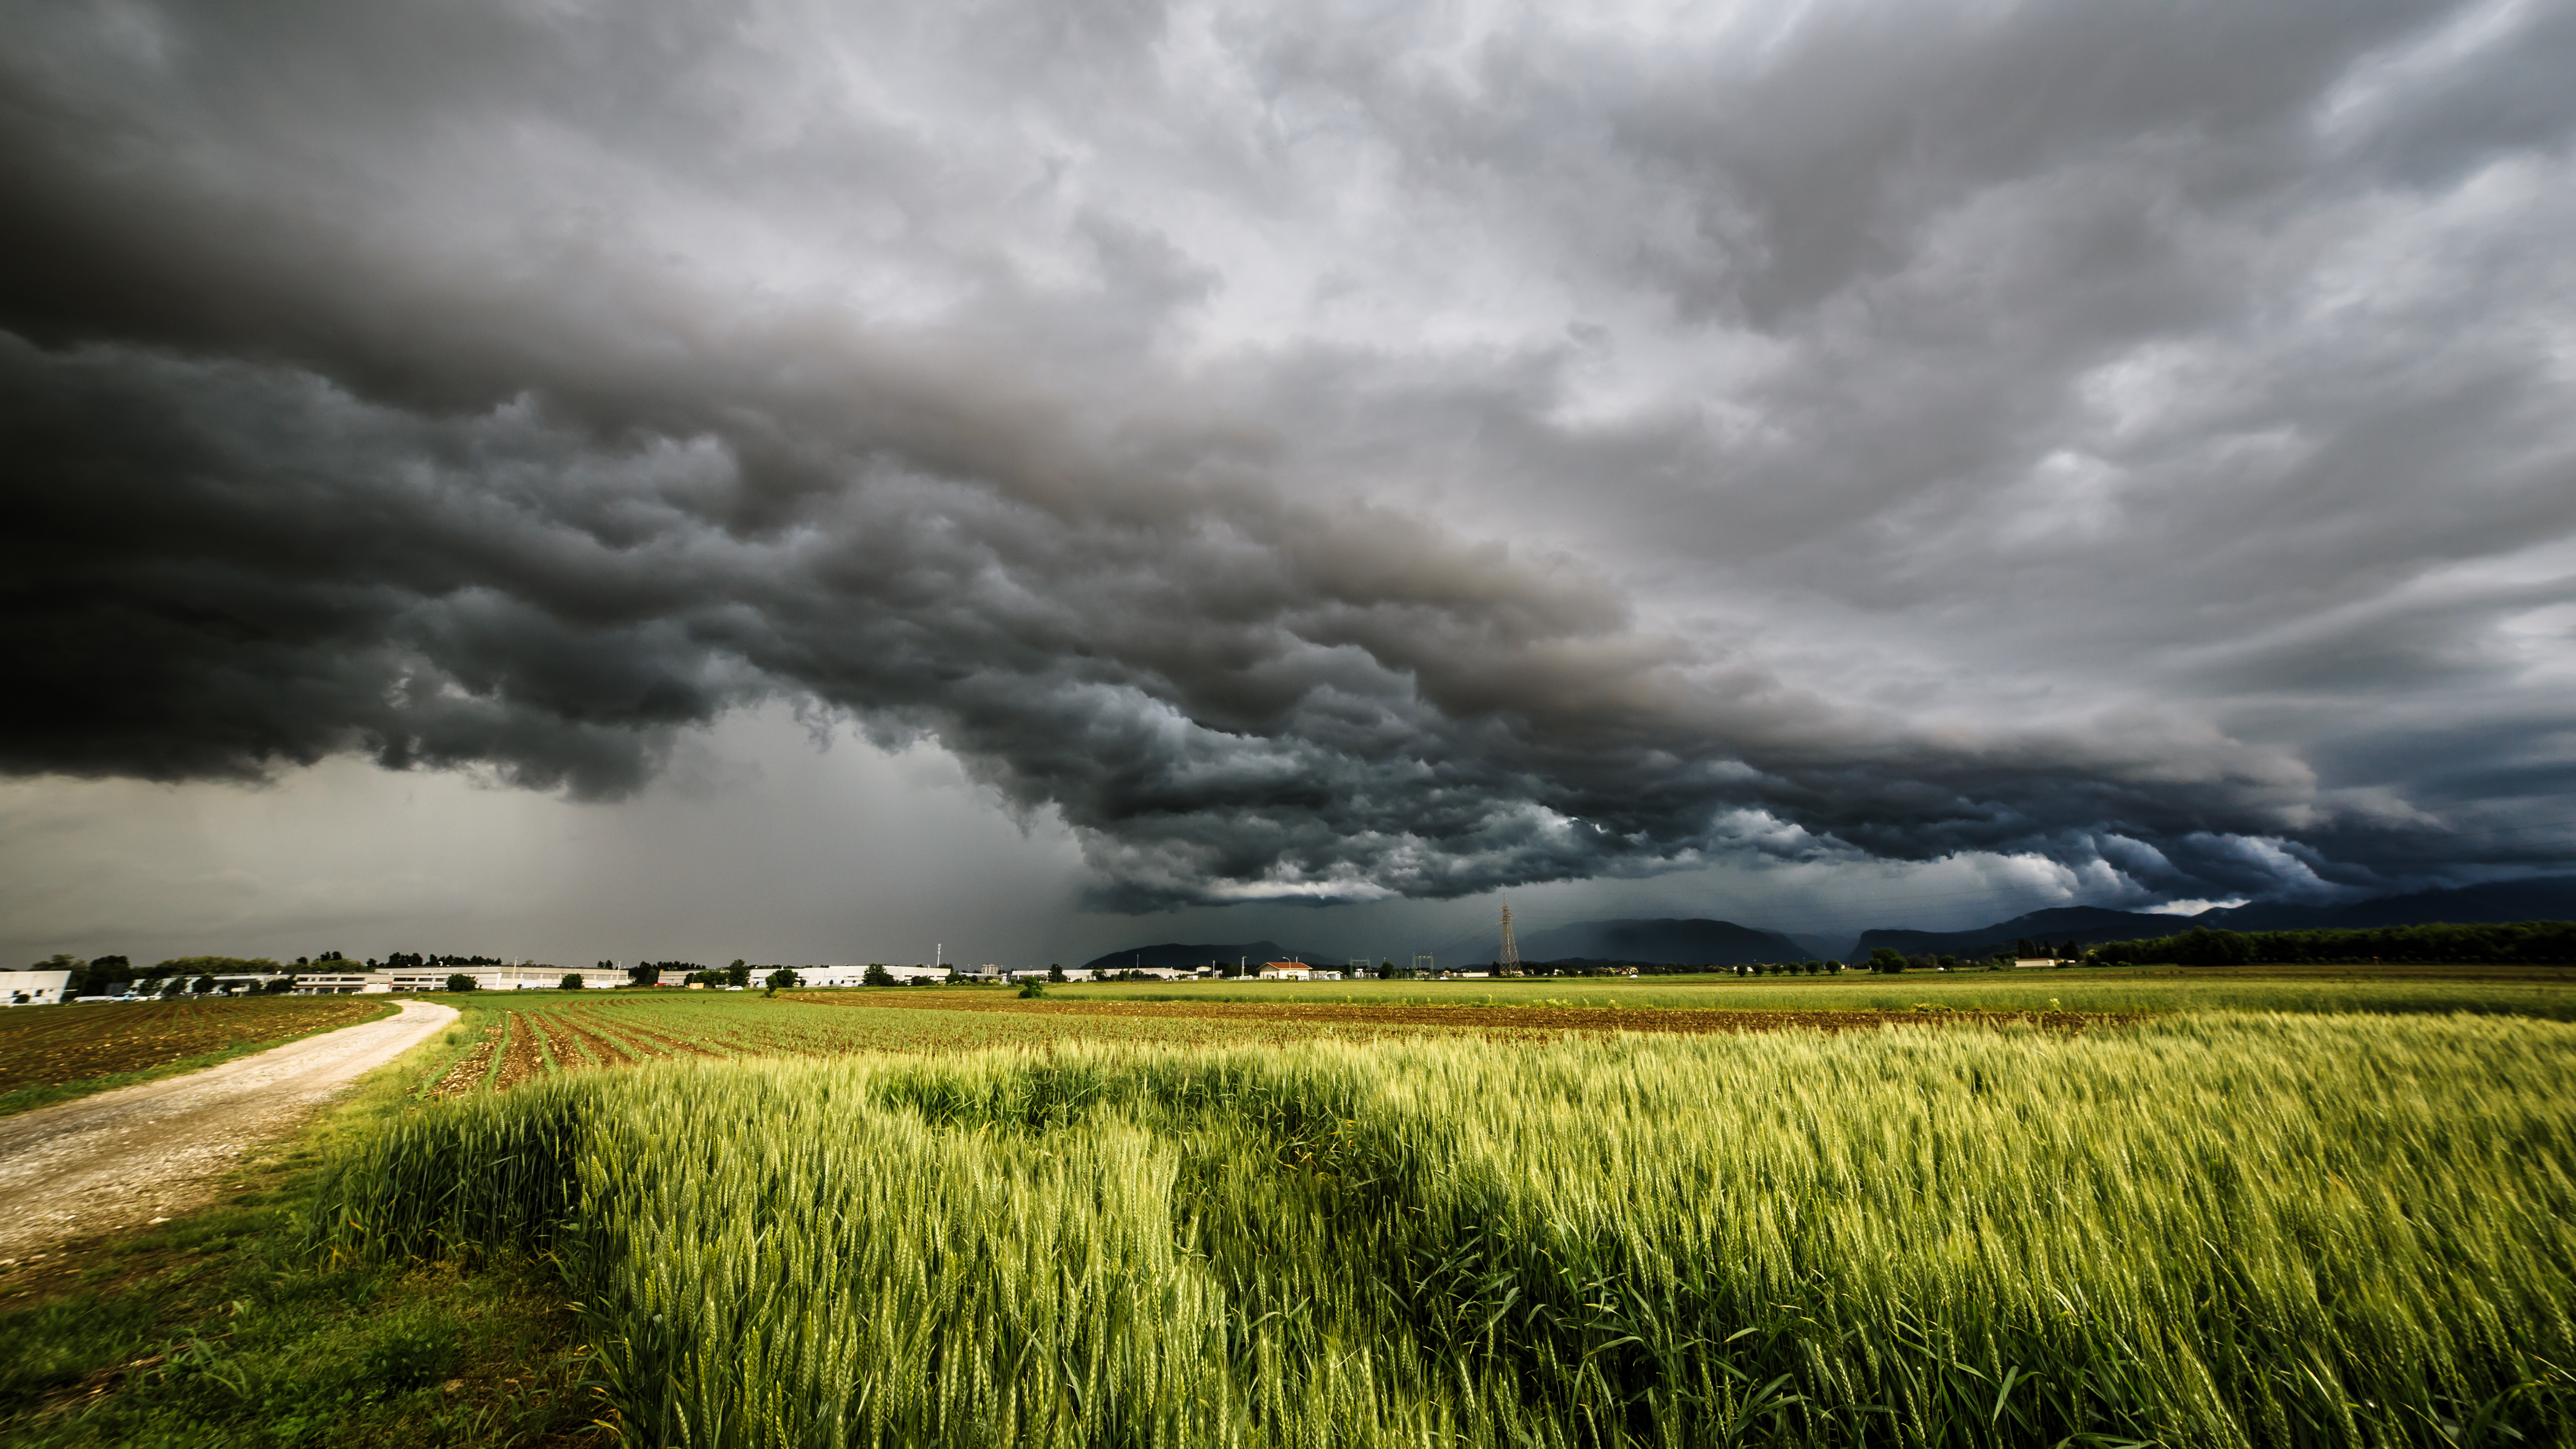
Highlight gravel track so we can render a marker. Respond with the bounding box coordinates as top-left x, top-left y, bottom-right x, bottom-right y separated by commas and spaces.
0, 999, 457, 1256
